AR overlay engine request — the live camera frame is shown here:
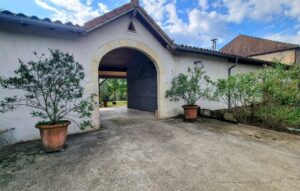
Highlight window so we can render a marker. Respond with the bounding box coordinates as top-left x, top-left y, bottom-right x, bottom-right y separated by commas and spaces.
128, 21, 136, 32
